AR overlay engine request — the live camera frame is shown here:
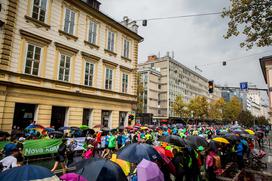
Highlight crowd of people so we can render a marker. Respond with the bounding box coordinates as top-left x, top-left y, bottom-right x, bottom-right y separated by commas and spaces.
0, 122, 270, 181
